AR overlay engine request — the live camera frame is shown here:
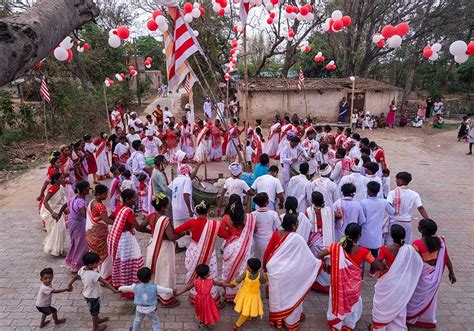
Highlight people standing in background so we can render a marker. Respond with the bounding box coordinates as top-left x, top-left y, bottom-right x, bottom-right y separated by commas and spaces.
400, 101, 410, 127
417, 103, 427, 122
386, 100, 397, 129
432, 97, 444, 117
338, 97, 349, 123
425, 96, 434, 119
128, 112, 144, 134
467, 119, 474, 155
152, 104, 164, 127
203, 98, 212, 120
217, 99, 226, 120
457, 116, 469, 141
